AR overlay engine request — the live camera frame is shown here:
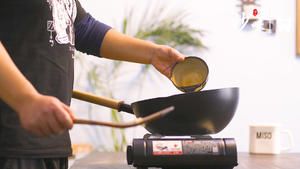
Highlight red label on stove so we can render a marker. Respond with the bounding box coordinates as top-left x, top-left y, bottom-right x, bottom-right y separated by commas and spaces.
152, 141, 182, 155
